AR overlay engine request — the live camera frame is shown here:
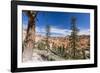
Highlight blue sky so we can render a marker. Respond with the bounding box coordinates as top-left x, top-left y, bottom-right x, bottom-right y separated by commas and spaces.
22, 11, 90, 37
